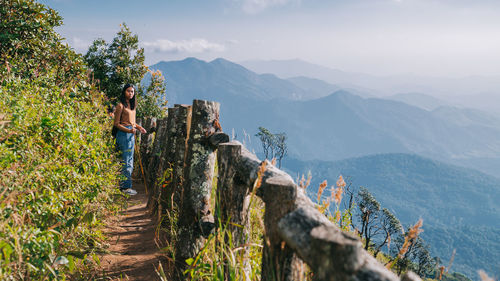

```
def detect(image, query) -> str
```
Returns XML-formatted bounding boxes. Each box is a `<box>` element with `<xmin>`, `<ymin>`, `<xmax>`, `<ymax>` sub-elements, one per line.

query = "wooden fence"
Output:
<box><xmin>136</xmin><ymin>99</ymin><xmax>421</xmax><ymax>281</ymax></box>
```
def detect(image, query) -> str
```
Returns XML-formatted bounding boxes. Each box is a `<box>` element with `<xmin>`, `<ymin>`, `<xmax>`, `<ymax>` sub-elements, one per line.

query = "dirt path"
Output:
<box><xmin>100</xmin><ymin>179</ymin><xmax>163</xmax><ymax>280</ymax></box>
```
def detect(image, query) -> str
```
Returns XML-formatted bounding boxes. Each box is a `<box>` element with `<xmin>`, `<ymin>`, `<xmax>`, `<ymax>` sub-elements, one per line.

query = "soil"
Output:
<box><xmin>100</xmin><ymin>179</ymin><xmax>164</xmax><ymax>281</ymax></box>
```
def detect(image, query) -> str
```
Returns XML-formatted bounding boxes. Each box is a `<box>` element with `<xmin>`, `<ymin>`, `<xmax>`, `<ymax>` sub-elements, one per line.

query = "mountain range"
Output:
<box><xmin>240</xmin><ymin>59</ymin><xmax>500</xmax><ymax>113</ymax></box>
<box><xmin>148</xmin><ymin>57</ymin><xmax>500</xmax><ymax>178</ymax></box>
<box><xmin>146</xmin><ymin>57</ymin><xmax>500</xmax><ymax>278</ymax></box>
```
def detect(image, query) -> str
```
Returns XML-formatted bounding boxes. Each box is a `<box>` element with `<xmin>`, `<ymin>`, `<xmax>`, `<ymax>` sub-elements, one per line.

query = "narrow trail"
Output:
<box><xmin>100</xmin><ymin>179</ymin><xmax>163</xmax><ymax>280</ymax></box>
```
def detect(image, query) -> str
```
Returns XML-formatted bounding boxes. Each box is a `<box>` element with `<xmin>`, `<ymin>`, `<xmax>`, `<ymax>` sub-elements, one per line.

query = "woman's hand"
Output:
<box><xmin>129</xmin><ymin>128</ymin><xmax>137</xmax><ymax>134</ymax></box>
<box><xmin>139</xmin><ymin>127</ymin><xmax>147</xmax><ymax>134</ymax></box>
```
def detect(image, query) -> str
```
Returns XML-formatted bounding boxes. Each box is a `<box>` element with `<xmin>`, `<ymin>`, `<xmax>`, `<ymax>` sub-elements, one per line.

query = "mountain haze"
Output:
<box><xmin>240</xmin><ymin>59</ymin><xmax>500</xmax><ymax>107</ymax></box>
<box><xmin>148</xmin><ymin>57</ymin><xmax>500</xmax><ymax>178</ymax></box>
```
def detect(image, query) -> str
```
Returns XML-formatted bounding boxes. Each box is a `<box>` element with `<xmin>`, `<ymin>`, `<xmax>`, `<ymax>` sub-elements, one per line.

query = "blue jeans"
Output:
<box><xmin>116</xmin><ymin>126</ymin><xmax>134</xmax><ymax>190</ymax></box>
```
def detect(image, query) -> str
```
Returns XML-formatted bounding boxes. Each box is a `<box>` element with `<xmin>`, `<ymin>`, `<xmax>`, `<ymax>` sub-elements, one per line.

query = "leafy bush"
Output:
<box><xmin>0</xmin><ymin>0</ymin><xmax>121</xmax><ymax>279</ymax></box>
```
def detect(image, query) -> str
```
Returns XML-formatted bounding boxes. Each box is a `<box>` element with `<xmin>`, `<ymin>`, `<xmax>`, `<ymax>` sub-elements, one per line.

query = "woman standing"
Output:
<box><xmin>114</xmin><ymin>84</ymin><xmax>146</xmax><ymax>195</ymax></box>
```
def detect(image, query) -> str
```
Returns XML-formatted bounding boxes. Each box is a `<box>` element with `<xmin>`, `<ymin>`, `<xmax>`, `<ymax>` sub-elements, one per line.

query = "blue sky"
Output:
<box><xmin>40</xmin><ymin>0</ymin><xmax>500</xmax><ymax>77</ymax></box>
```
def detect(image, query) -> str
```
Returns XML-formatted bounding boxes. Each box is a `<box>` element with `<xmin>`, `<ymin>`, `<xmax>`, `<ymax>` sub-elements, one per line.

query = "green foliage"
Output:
<box><xmin>137</xmin><ymin>70</ymin><xmax>168</xmax><ymax>119</ymax></box>
<box><xmin>0</xmin><ymin>0</ymin><xmax>87</xmax><ymax>84</ymax></box>
<box><xmin>84</xmin><ymin>23</ymin><xmax>147</xmax><ymax>101</ymax></box>
<box><xmin>255</xmin><ymin>127</ymin><xmax>288</xmax><ymax>167</ymax></box>
<box><xmin>0</xmin><ymin>0</ymin><xmax>121</xmax><ymax>279</ymax></box>
<box><xmin>84</xmin><ymin>24</ymin><xmax>167</xmax><ymax>118</ymax></box>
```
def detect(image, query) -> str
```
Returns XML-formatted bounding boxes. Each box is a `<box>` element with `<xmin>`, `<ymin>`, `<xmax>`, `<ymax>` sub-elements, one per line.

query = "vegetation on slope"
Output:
<box><xmin>284</xmin><ymin>153</ymin><xmax>500</xmax><ymax>279</ymax></box>
<box><xmin>0</xmin><ymin>0</ymin><xmax>121</xmax><ymax>279</ymax></box>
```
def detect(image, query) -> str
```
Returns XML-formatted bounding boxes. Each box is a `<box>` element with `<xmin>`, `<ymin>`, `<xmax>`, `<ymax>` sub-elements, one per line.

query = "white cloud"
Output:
<box><xmin>143</xmin><ymin>38</ymin><xmax>225</xmax><ymax>54</ymax></box>
<box><xmin>237</xmin><ymin>0</ymin><xmax>300</xmax><ymax>14</ymax></box>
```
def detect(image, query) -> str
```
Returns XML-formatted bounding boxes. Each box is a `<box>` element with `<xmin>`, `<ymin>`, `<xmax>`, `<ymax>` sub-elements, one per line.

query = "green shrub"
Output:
<box><xmin>0</xmin><ymin>0</ymin><xmax>122</xmax><ymax>279</ymax></box>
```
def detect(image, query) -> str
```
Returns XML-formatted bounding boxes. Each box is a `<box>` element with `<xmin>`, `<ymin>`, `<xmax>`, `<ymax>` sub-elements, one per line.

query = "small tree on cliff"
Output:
<box><xmin>274</xmin><ymin>132</ymin><xmax>288</xmax><ymax>168</ymax></box>
<box><xmin>357</xmin><ymin>187</ymin><xmax>382</xmax><ymax>250</ymax></box>
<box><xmin>372</xmin><ymin>208</ymin><xmax>402</xmax><ymax>257</ymax></box>
<box><xmin>256</xmin><ymin>127</ymin><xmax>274</xmax><ymax>159</ymax></box>
<box><xmin>255</xmin><ymin>127</ymin><xmax>288</xmax><ymax>167</ymax></box>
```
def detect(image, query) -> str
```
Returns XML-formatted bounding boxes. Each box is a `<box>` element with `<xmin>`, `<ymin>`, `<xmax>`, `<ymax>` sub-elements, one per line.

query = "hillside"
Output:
<box><xmin>148</xmin><ymin>58</ymin><xmax>316</xmax><ymax>103</ymax></box>
<box><xmin>240</xmin><ymin>59</ymin><xmax>500</xmax><ymax>101</ymax></box>
<box><xmin>283</xmin><ymin>153</ymin><xmax>500</xmax><ymax>278</ymax></box>
<box><xmin>386</xmin><ymin>93</ymin><xmax>449</xmax><ymax>111</ymax></box>
<box><xmin>147</xmin><ymin>58</ymin><xmax>500</xmax><ymax>178</ymax></box>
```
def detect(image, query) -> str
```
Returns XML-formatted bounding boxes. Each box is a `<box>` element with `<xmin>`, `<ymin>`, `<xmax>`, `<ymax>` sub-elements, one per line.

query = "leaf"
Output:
<box><xmin>185</xmin><ymin>257</ymin><xmax>194</xmax><ymax>266</ymax></box>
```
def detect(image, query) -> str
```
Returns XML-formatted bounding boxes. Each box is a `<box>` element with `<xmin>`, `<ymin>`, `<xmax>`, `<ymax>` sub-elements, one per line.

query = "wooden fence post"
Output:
<box><xmin>147</xmin><ymin>118</ymin><xmax>168</xmax><ymax>189</ymax></box>
<box><xmin>169</xmin><ymin>104</ymin><xmax>192</xmax><ymax>212</ymax></box>
<box><xmin>216</xmin><ymin>141</ymin><xmax>251</xmax><ymax>279</ymax></box>
<box><xmin>259</xmin><ymin>165</ymin><xmax>305</xmax><ymax>281</ymax></box>
<box><xmin>149</xmin><ymin>107</ymin><xmax>178</xmax><ymax>216</ymax></box>
<box><xmin>140</xmin><ymin>117</ymin><xmax>156</xmax><ymax>171</ymax></box>
<box><xmin>175</xmin><ymin>99</ymin><xmax>226</xmax><ymax>278</ymax></box>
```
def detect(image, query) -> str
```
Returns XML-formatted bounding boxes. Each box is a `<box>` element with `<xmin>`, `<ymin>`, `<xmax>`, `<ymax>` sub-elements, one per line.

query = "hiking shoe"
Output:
<box><xmin>121</xmin><ymin>188</ymin><xmax>137</xmax><ymax>195</ymax></box>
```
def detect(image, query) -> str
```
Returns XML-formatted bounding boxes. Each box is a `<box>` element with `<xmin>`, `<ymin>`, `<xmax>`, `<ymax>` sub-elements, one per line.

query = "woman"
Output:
<box><xmin>114</xmin><ymin>84</ymin><xmax>146</xmax><ymax>195</ymax></box>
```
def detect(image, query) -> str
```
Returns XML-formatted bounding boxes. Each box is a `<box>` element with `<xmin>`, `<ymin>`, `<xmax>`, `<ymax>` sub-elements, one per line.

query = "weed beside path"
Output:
<box><xmin>99</xmin><ymin>179</ymin><xmax>162</xmax><ymax>280</ymax></box>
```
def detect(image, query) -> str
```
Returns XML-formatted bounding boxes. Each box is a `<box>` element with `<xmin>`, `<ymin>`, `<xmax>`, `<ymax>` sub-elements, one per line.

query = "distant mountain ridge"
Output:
<box><xmin>149</xmin><ymin>57</ymin><xmax>322</xmax><ymax>103</ymax></box>
<box><xmin>240</xmin><ymin>59</ymin><xmax>500</xmax><ymax>111</ymax></box>
<box><xmin>385</xmin><ymin>93</ymin><xmax>449</xmax><ymax>111</ymax></box>
<box><xmin>283</xmin><ymin>153</ymin><xmax>500</xmax><ymax>279</ymax></box>
<box><xmin>148</xmin><ymin>57</ymin><xmax>500</xmax><ymax>178</ymax></box>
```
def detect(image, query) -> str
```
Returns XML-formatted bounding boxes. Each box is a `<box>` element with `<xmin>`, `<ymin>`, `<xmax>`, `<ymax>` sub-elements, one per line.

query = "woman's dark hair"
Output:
<box><xmin>120</xmin><ymin>84</ymin><xmax>136</xmax><ymax>110</ymax></box>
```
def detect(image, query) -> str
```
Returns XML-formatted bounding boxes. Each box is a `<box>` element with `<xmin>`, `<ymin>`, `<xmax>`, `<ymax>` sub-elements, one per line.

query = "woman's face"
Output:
<box><xmin>125</xmin><ymin>87</ymin><xmax>135</xmax><ymax>100</ymax></box>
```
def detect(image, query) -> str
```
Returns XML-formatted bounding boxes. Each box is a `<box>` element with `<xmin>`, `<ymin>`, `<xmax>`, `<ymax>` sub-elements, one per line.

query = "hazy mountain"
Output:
<box><xmin>283</xmin><ymin>153</ymin><xmax>500</xmax><ymax>279</ymax></box>
<box><xmin>386</xmin><ymin>93</ymin><xmax>449</xmax><ymax>111</ymax></box>
<box><xmin>149</xmin><ymin>57</ymin><xmax>317</xmax><ymax>103</ymax></box>
<box><xmin>221</xmin><ymin>91</ymin><xmax>500</xmax><ymax>173</ymax></box>
<box><xmin>148</xmin><ymin>57</ymin><xmax>500</xmax><ymax>178</ymax></box>
<box><xmin>240</xmin><ymin>59</ymin><xmax>500</xmax><ymax>106</ymax></box>
<box><xmin>240</xmin><ymin>59</ymin><xmax>384</xmax><ymax>95</ymax></box>
<box><xmin>287</xmin><ymin>76</ymin><xmax>374</xmax><ymax>99</ymax></box>
<box><xmin>286</xmin><ymin>76</ymin><xmax>341</xmax><ymax>99</ymax></box>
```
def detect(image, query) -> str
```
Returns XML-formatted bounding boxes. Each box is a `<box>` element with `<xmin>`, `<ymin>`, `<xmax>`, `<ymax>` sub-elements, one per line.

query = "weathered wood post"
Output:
<box><xmin>149</xmin><ymin>107</ymin><xmax>178</xmax><ymax>216</ymax></box>
<box><xmin>140</xmin><ymin>117</ymin><xmax>156</xmax><ymax>172</ymax></box>
<box><xmin>216</xmin><ymin>141</ymin><xmax>251</xmax><ymax>279</ymax></box>
<box><xmin>143</xmin><ymin>117</ymin><xmax>167</xmax><ymax>211</ymax></box>
<box><xmin>147</xmin><ymin>117</ymin><xmax>168</xmax><ymax>190</ymax></box>
<box><xmin>175</xmin><ymin>99</ymin><xmax>227</xmax><ymax>278</ymax></box>
<box><xmin>158</xmin><ymin>105</ymin><xmax>185</xmax><ymax>215</ymax></box>
<box><xmin>169</xmin><ymin>104</ymin><xmax>192</xmax><ymax>211</ymax></box>
<box><xmin>259</xmin><ymin>163</ymin><xmax>305</xmax><ymax>281</ymax></box>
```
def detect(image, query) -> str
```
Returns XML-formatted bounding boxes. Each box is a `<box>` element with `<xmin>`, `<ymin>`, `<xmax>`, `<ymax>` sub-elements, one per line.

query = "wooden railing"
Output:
<box><xmin>136</xmin><ymin>99</ymin><xmax>421</xmax><ymax>281</ymax></box>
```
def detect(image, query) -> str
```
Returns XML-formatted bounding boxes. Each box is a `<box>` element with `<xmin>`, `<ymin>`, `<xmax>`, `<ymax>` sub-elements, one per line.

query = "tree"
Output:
<box><xmin>84</xmin><ymin>23</ymin><xmax>148</xmax><ymax>101</ymax></box>
<box><xmin>275</xmin><ymin>132</ymin><xmax>288</xmax><ymax>168</ymax></box>
<box><xmin>137</xmin><ymin>69</ymin><xmax>168</xmax><ymax>118</ymax></box>
<box><xmin>372</xmin><ymin>208</ymin><xmax>403</xmax><ymax>258</ymax></box>
<box><xmin>390</xmin><ymin>230</ymin><xmax>436</xmax><ymax>277</ymax></box>
<box><xmin>255</xmin><ymin>127</ymin><xmax>273</xmax><ymax>159</ymax></box>
<box><xmin>255</xmin><ymin>127</ymin><xmax>288</xmax><ymax>167</ymax></box>
<box><xmin>0</xmin><ymin>0</ymin><xmax>86</xmax><ymax>84</ymax></box>
<box><xmin>357</xmin><ymin>187</ymin><xmax>382</xmax><ymax>250</ymax></box>
<box><xmin>84</xmin><ymin>23</ymin><xmax>166</xmax><ymax>117</ymax></box>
